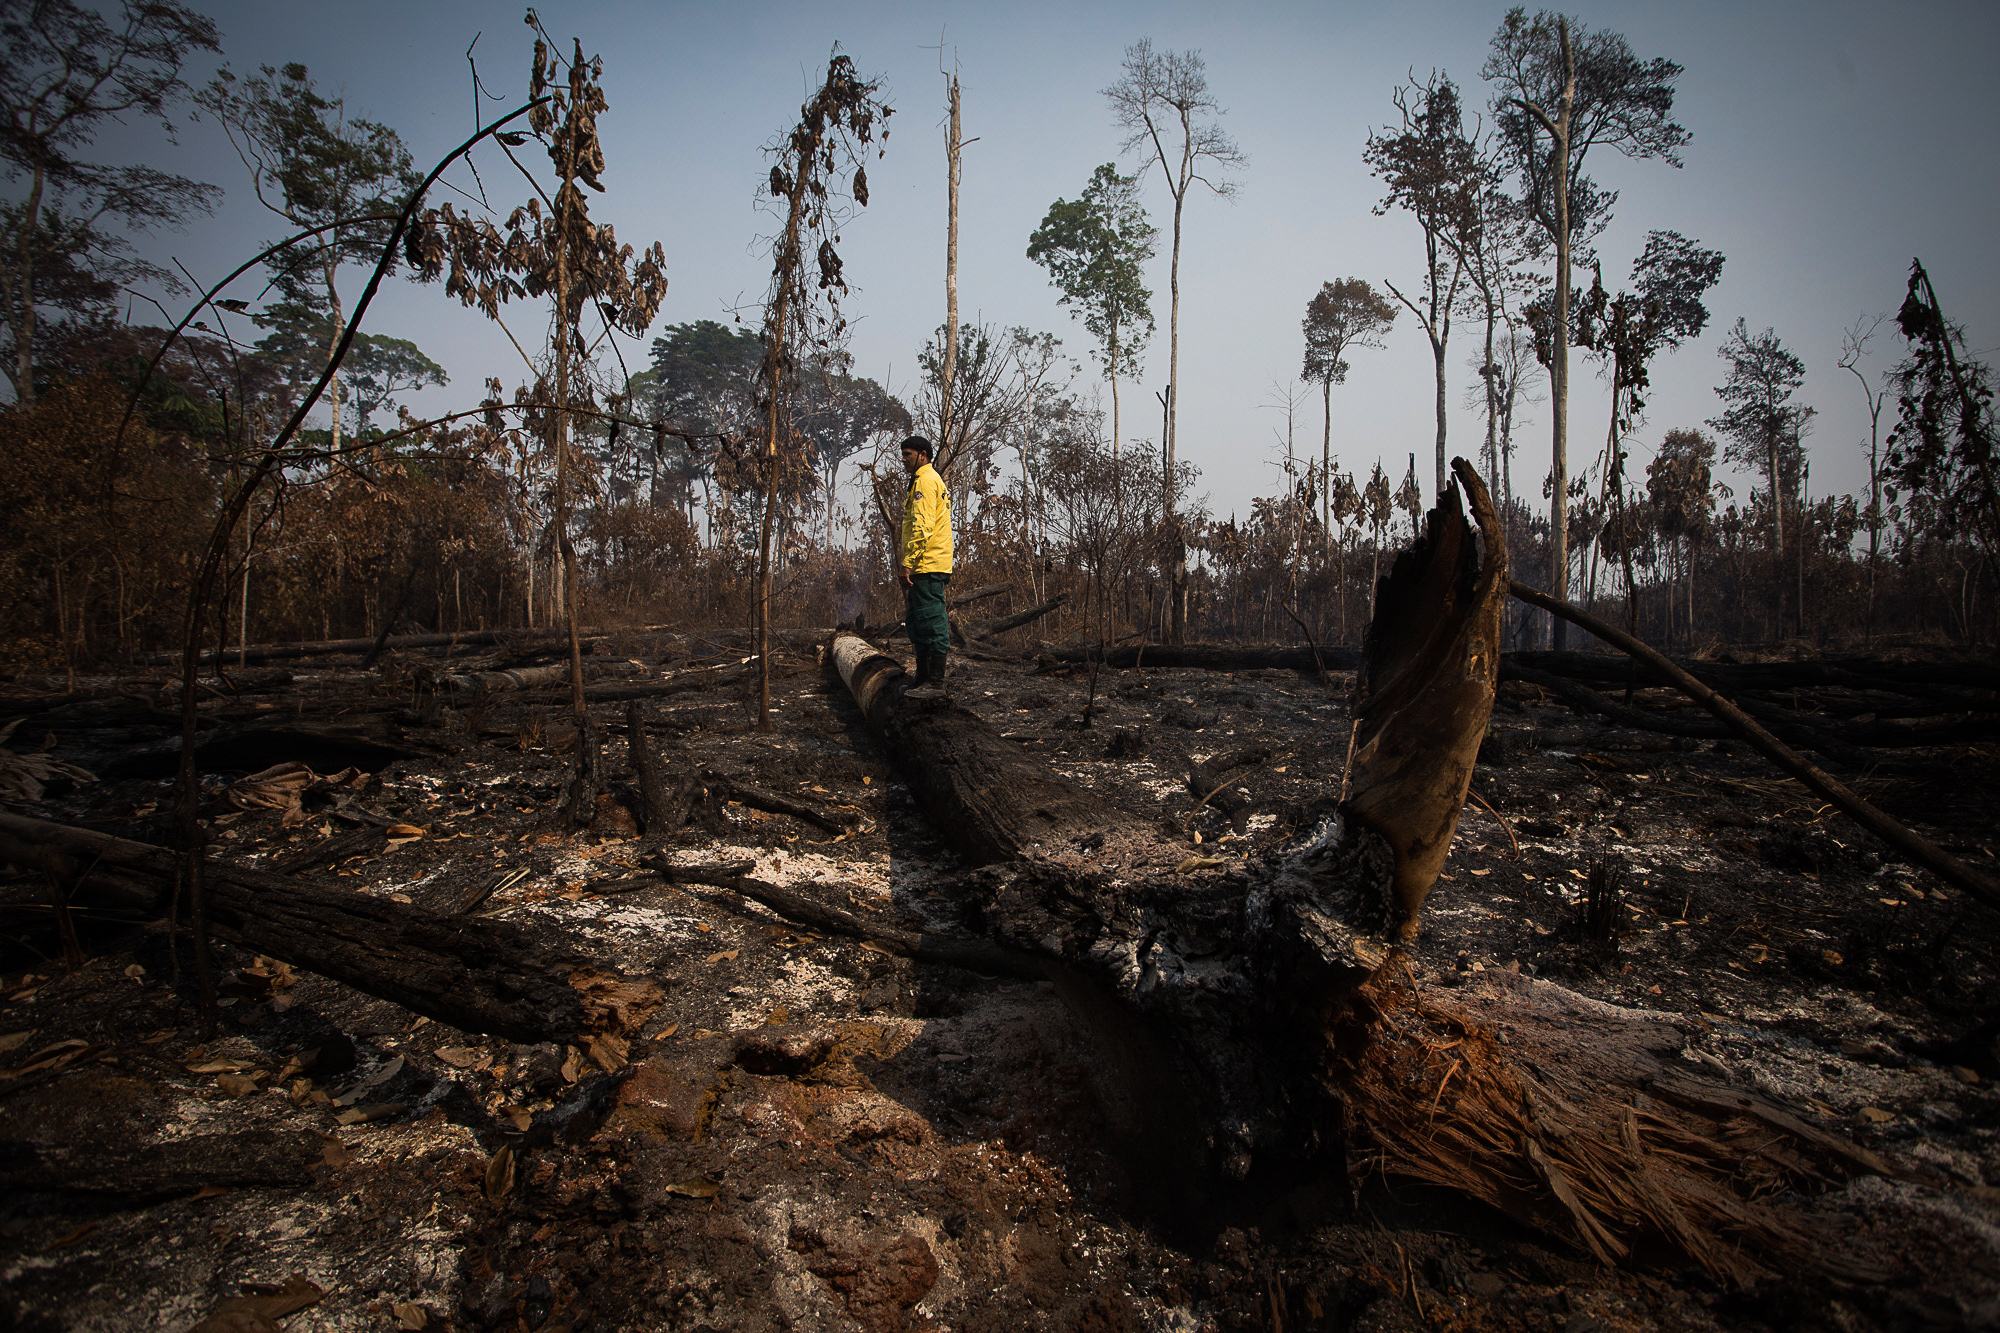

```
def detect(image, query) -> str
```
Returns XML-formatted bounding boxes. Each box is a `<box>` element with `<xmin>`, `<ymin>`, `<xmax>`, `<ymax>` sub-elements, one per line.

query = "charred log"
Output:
<box><xmin>0</xmin><ymin>811</ymin><xmax>661</xmax><ymax>1047</ymax></box>
<box><xmin>136</xmin><ymin>627</ymin><xmax>635</xmax><ymax>667</ymax></box>
<box><xmin>1037</xmin><ymin>642</ymin><xmax>1362</xmax><ymax>673</ymax></box>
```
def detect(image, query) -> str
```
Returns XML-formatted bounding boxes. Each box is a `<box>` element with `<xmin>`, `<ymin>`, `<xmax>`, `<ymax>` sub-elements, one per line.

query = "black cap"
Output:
<box><xmin>901</xmin><ymin>435</ymin><xmax>934</xmax><ymax>458</ymax></box>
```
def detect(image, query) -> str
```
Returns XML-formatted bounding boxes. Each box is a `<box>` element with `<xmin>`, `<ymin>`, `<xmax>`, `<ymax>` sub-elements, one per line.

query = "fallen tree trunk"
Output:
<box><xmin>0</xmin><ymin>811</ymin><xmax>662</xmax><ymax>1047</ymax></box>
<box><xmin>136</xmin><ymin>626</ymin><xmax>646</xmax><ymax>667</ymax></box>
<box><xmin>1510</xmin><ymin>580</ymin><xmax>2000</xmax><ymax>911</ymax></box>
<box><xmin>808</xmin><ymin>461</ymin><xmax>1893</xmax><ymax>1284</ymax></box>
<box><xmin>1037</xmin><ymin>641</ymin><xmax>1362</xmax><ymax>673</ymax></box>
<box><xmin>1509</xmin><ymin>648</ymin><xmax>2000</xmax><ymax>699</ymax></box>
<box><xmin>1503</xmin><ymin>654</ymin><xmax>2000</xmax><ymax>752</ymax></box>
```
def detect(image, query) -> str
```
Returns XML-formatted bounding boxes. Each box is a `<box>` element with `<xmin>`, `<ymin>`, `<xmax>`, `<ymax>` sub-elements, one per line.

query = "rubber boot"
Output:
<box><xmin>905</xmin><ymin>651</ymin><xmax>947</xmax><ymax>698</ymax></box>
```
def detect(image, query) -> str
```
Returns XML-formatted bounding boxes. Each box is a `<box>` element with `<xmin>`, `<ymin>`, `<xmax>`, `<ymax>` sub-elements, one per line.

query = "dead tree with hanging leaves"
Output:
<box><xmin>750</xmin><ymin>53</ymin><xmax>891</xmax><ymax>731</ymax></box>
<box><xmin>405</xmin><ymin>17</ymin><xmax>666</xmax><ymax>818</ymax></box>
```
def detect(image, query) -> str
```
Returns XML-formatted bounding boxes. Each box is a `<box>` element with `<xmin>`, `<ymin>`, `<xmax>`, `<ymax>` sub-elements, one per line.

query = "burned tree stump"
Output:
<box><xmin>819</xmin><ymin>460</ymin><xmax>1893</xmax><ymax>1284</ymax></box>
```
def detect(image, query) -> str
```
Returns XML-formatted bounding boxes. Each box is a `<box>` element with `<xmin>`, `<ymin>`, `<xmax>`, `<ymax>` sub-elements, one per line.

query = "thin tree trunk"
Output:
<box><xmin>325</xmin><ymin>257</ymin><xmax>345</xmax><ymax>460</ymax></box>
<box><xmin>758</xmin><ymin>134</ymin><xmax>813</xmax><ymax>732</ymax></box>
<box><xmin>1322</xmin><ymin>379</ymin><xmax>1333</xmax><ymax>546</ymax></box>
<box><xmin>12</xmin><ymin>160</ymin><xmax>45</xmax><ymax>403</ymax></box>
<box><xmin>941</xmin><ymin>75</ymin><xmax>961</xmax><ymax>450</ymax></box>
<box><xmin>1548</xmin><ymin>23</ymin><xmax>1575</xmax><ymax>649</ymax></box>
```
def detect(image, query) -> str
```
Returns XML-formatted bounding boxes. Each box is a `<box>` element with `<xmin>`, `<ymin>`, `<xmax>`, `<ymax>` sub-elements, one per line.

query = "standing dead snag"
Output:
<box><xmin>753</xmin><ymin>54</ymin><xmax>891</xmax><ymax>731</ymax></box>
<box><xmin>406</xmin><ymin>21</ymin><xmax>667</xmax><ymax>824</ymax></box>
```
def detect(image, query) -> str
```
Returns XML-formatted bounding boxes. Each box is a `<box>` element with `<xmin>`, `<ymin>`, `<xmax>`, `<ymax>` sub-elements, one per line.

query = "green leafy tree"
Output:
<box><xmin>1709</xmin><ymin>319</ymin><xmax>1813</xmax><ymax>635</ymax></box>
<box><xmin>199</xmin><ymin>61</ymin><xmax>424</xmax><ymax>456</ymax></box>
<box><xmin>344</xmin><ymin>333</ymin><xmax>447</xmax><ymax>435</ymax></box>
<box><xmin>1646</xmin><ymin>426</ymin><xmax>1717</xmax><ymax>647</ymax></box>
<box><xmin>1709</xmin><ymin>319</ymin><xmax>1813</xmax><ymax>551</ymax></box>
<box><xmin>1484</xmin><ymin>8</ymin><xmax>1689</xmax><ymax>642</ymax></box>
<box><xmin>1027</xmin><ymin>163</ymin><xmax>1155</xmax><ymax>461</ymax></box>
<box><xmin>1301</xmin><ymin>278</ymin><xmax>1395</xmax><ymax>541</ymax></box>
<box><xmin>793</xmin><ymin>354</ymin><xmax>908</xmax><ymax>550</ymax></box>
<box><xmin>0</xmin><ymin>0</ymin><xmax>220</xmax><ymax>402</ymax></box>
<box><xmin>645</xmin><ymin>319</ymin><xmax>763</xmax><ymax>541</ymax></box>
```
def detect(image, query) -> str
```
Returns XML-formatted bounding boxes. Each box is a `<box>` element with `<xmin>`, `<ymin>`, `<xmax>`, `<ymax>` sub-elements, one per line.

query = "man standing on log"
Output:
<box><xmin>899</xmin><ymin>435</ymin><xmax>954</xmax><ymax>696</ymax></box>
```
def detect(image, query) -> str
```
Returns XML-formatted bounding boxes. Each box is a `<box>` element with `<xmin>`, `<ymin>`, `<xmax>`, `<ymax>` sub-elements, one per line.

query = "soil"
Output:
<box><xmin>4</xmin><ymin>631</ymin><xmax>2000</xmax><ymax>1332</ymax></box>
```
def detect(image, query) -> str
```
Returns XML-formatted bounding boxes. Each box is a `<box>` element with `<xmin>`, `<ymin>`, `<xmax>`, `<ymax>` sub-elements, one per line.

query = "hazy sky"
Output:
<box><xmin>78</xmin><ymin>0</ymin><xmax>2000</xmax><ymax>528</ymax></box>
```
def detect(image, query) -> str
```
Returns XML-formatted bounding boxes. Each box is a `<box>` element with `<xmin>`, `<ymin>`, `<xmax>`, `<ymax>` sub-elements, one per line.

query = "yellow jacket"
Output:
<box><xmin>902</xmin><ymin>462</ymin><xmax>953</xmax><ymax>573</ymax></box>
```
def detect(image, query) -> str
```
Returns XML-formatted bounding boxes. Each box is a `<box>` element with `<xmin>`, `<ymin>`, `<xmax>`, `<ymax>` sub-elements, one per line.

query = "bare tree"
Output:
<box><xmin>1104</xmin><ymin>37</ymin><xmax>1243</xmax><ymax>641</ymax></box>
<box><xmin>940</xmin><ymin>70</ymin><xmax>962</xmax><ymax>446</ymax></box>
<box><xmin>1838</xmin><ymin>314</ymin><xmax>1890</xmax><ymax>640</ymax></box>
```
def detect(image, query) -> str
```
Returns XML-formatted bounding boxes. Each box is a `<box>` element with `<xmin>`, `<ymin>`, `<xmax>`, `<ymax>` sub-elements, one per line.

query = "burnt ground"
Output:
<box><xmin>4</xmin><ymin>632</ymin><xmax>2000</xmax><ymax>1332</ymax></box>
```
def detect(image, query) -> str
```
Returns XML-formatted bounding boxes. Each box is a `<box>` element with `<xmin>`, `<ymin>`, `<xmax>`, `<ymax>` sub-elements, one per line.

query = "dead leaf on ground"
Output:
<box><xmin>334</xmin><ymin>1102</ymin><xmax>405</xmax><ymax>1126</ymax></box>
<box><xmin>705</xmin><ymin>949</ymin><xmax>740</xmax><ymax>964</ymax></box>
<box><xmin>49</xmin><ymin>1221</ymin><xmax>96</xmax><ymax>1248</ymax></box>
<box><xmin>560</xmin><ymin>1047</ymin><xmax>583</xmax><ymax>1083</ymax></box>
<box><xmin>662</xmin><ymin>1177</ymin><xmax>720</xmax><ymax>1198</ymax></box>
<box><xmin>192</xmin><ymin>1184</ymin><xmax>228</xmax><ymax>1200</ymax></box>
<box><xmin>224</xmin><ymin>762</ymin><xmax>316</xmax><ymax>826</ymax></box>
<box><xmin>394</xmin><ymin>1302</ymin><xmax>428</xmax><ymax>1330</ymax></box>
<box><xmin>384</xmin><ymin>824</ymin><xmax>426</xmax><ymax>847</ymax></box>
<box><xmin>433</xmin><ymin>1046</ymin><xmax>486</xmax><ymax>1070</ymax></box>
<box><xmin>484</xmin><ymin>1144</ymin><xmax>515</xmax><ymax>1203</ymax></box>
<box><xmin>188</xmin><ymin>1273</ymin><xmax>325</xmax><ymax>1333</ymax></box>
<box><xmin>5</xmin><ymin>1039</ymin><xmax>90</xmax><ymax>1076</ymax></box>
<box><xmin>216</xmin><ymin>1073</ymin><xmax>260</xmax><ymax>1098</ymax></box>
<box><xmin>0</xmin><ymin>1030</ymin><xmax>34</xmax><ymax>1056</ymax></box>
<box><xmin>586</xmin><ymin>1033</ymin><xmax>629</xmax><ymax>1072</ymax></box>
<box><xmin>319</xmin><ymin>1136</ymin><xmax>351</xmax><ymax>1168</ymax></box>
<box><xmin>333</xmin><ymin>1055</ymin><xmax>404</xmax><ymax>1105</ymax></box>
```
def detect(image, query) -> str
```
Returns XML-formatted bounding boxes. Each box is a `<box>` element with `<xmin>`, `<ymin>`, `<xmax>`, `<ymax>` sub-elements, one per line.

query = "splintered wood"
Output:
<box><xmin>1336</xmin><ymin>966</ymin><xmax>1896</xmax><ymax>1286</ymax></box>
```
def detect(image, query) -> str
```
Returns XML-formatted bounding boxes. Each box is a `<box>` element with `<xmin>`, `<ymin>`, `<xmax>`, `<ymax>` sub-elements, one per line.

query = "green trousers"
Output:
<box><xmin>905</xmin><ymin>571</ymin><xmax>952</xmax><ymax>656</ymax></box>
